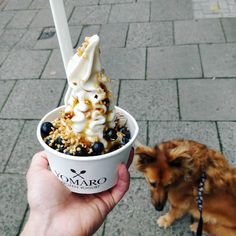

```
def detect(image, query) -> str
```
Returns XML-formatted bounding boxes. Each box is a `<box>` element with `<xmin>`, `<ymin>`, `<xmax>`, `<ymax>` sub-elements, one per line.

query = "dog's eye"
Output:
<box><xmin>149</xmin><ymin>182</ymin><xmax>156</xmax><ymax>188</ymax></box>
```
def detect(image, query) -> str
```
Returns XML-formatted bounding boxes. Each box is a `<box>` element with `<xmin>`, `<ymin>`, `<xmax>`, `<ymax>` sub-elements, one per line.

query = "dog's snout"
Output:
<box><xmin>155</xmin><ymin>202</ymin><xmax>164</xmax><ymax>211</ymax></box>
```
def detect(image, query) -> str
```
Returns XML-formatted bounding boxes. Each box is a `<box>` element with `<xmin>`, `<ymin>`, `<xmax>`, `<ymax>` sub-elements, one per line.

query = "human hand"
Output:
<box><xmin>21</xmin><ymin>149</ymin><xmax>134</xmax><ymax>236</ymax></box>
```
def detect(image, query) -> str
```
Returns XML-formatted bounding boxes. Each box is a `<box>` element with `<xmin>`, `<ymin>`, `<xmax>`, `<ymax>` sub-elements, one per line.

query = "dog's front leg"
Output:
<box><xmin>157</xmin><ymin>205</ymin><xmax>187</xmax><ymax>228</ymax></box>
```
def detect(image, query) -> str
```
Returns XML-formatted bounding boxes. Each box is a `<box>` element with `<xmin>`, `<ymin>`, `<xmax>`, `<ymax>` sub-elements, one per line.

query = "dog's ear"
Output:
<box><xmin>135</xmin><ymin>145</ymin><xmax>156</xmax><ymax>171</ymax></box>
<box><xmin>168</xmin><ymin>144</ymin><xmax>193</xmax><ymax>168</ymax></box>
<box><xmin>138</xmin><ymin>153</ymin><xmax>156</xmax><ymax>165</ymax></box>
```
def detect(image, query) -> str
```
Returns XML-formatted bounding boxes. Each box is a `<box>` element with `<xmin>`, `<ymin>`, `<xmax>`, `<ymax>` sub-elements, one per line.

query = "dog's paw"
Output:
<box><xmin>190</xmin><ymin>222</ymin><xmax>198</xmax><ymax>232</ymax></box>
<box><xmin>157</xmin><ymin>214</ymin><xmax>172</xmax><ymax>228</ymax></box>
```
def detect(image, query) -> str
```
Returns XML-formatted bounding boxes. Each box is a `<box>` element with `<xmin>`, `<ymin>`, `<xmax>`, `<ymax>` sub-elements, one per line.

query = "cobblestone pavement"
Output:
<box><xmin>0</xmin><ymin>0</ymin><xmax>236</xmax><ymax>236</ymax></box>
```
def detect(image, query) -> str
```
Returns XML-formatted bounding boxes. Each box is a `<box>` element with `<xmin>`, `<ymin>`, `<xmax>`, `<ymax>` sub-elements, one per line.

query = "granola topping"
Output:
<box><xmin>43</xmin><ymin>111</ymin><xmax>130</xmax><ymax>156</ymax></box>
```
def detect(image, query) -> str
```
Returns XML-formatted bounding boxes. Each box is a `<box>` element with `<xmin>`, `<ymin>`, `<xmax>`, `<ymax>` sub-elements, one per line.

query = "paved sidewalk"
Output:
<box><xmin>0</xmin><ymin>0</ymin><xmax>236</xmax><ymax>235</ymax></box>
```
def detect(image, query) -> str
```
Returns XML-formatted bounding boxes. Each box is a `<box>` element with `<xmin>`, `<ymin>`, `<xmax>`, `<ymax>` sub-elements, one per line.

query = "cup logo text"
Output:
<box><xmin>54</xmin><ymin>169</ymin><xmax>107</xmax><ymax>191</ymax></box>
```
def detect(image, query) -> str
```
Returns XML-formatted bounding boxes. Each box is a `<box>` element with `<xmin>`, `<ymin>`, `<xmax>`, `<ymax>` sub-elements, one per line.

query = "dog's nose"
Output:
<box><xmin>155</xmin><ymin>202</ymin><xmax>164</xmax><ymax>211</ymax></box>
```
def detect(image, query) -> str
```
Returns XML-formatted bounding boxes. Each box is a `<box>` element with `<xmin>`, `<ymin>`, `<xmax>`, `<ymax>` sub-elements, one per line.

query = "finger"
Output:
<box><xmin>28</xmin><ymin>151</ymin><xmax>49</xmax><ymax>173</ymax></box>
<box><xmin>110</xmin><ymin>163</ymin><xmax>130</xmax><ymax>204</ymax></box>
<box><xmin>126</xmin><ymin>147</ymin><xmax>134</xmax><ymax>169</ymax></box>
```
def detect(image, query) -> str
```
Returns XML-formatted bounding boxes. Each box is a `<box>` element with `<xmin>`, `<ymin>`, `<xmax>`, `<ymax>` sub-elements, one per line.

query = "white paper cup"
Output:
<box><xmin>37</xmin><ymin>105</ymin><xmax>139</xmax><ymax>194</ymax></box>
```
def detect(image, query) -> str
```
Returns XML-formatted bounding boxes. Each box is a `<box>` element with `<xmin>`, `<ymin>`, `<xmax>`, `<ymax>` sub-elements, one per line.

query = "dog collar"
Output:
<box><xmin>196</xmin><ymin>171</ymin><xmax>206</xmax><ymax>236</ymax></box>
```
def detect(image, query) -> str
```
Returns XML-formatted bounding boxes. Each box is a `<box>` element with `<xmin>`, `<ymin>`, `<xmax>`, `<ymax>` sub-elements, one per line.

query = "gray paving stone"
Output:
<box><xmin>218</xmin><ymin>122</ymin><xmax>236</xmax><ymax>167</ymax></box>
<box><xmin>99</xmin><ymin>24</ymin><xmax>128</xmax><ymax>48</ymax></box>
<box><xmin>101</xmin><ymin>48</ymin><xmax>145</xmax><ymax>79</ymax></box>
<box><xmin>68</xmin><ymin>26</ymin><xmax>85</xmax><ymax>48</ymax></box>
<box><xmin>151</xmin><ymin>0</ymin><xmax>193</xmax><ymax>21</ymax></box>
<box><xmin>175</xmin><ymin>19</ymin><xmax>225</xmax><ymax>44</ymax></box>
<box><xmin>119</xmin><ymin>80</ymin><xmax>178</xmax><ymax>120</ymax></box>
<box><xmin>192</xmin><ymin>0</ymin><xmax>236</xmax><ymax>19</ymax></box>
<box><xmin>6</xmin><ymin>120</ymin><xmax>41</xmax><ymax>174</ymax></box>
<box><xmin>110</xmin><ymin>79</ymin><xmax>119</xmax><ymax>105</ymax></box>
<box><xmin>100</xmin><ymin>0</ymin><xmax>134</xmax><ymax>3</ymax></box>
<box><xmin>0</xmin><ymin>29</ymin><xmax>26</xmax><ymax>51</ymax></box>
<box><xmin>155</xmin><ymin>217</ymin><xmax>193</xmax><ymax>236</ymax></box>
<box><xmin>135</xmin><ymin>120</ymin><xmax>148</xmax><ymax>146</ymax></box>
<box><xmin>34</xmin><ymin>26</ymin><xmax>82</xmax><ymax>49</ymax></box>
<box><xmin>0</xmin><ymin>11</ymin><xmax>14</xmax><ymax>28</ymax></box>
<box><xmin>221</xmin><ymin>18</ymin><xmax>236</xmax><ymax>42</ymax></box>
<box><xmin>0</xmin><ymin>0</ymin><xmax>8</xmax><ymax>10</ymax></box>
<box><xmin>65</xmin><ymin>0</ymin><xmax>99</xmax><ymax>5</ymax></box>
<box><xmin>65</xmin><ymin>25</ymin><xmax>84</xmax><ymax>48</ymax></box>
<box><xmin>127</xmin><ymin>22</ymin><xmax>173</xmax><ymax>48</ymax></box>
<box><xmin>29</xmin><ymin>0</ymin><xmax>50</xmax><ymax>9</ymax></box>
<box><xmin>20</xmin><ymin>208</ymin><xmax>29</xmax><ymax>234</ymax></box>
<box><xmin>35</xmin><ymin>27</ymin><xmax>59</xmax><ymax>49</ymax></box>
<box><xmin>59</xmin><ymin>84</ymin><xmax>69</xmax><ymax>106</ymax></box>
<box><xmin>34</xmin><ymin>28</ymin><xmax>60</xmax><ymax>49</ymax></box>
<box><xmin>77</xmin><ymin>25</ymin><xmax>100</xmax><ymax>47</ymax></box>
<box><xmin>0</xmin><ymin>174</ymin><xmax>27</xmax><ymax>236</ymax></box>
<box><xmin>69</xmin><ymin>5</ymin><xmax>111</xmax><ymax>25</ymax></box>
<box><xmin>41</xmin><ymin>49</ymin><xmax>66</xmax><ymax>79</ymax></box>
<box><xmin>200</xmin><ymin>43</ymin><xmax>236</xmax><ymax>77</ymax></box>
<box><xmin>15</xmin><ymin>28</ymin><xmax>41</xmax><ymax>49</ymax></box>
<box><xmin>105</xmin><ymin>178</ymin><xmax>191</xmax><ymax>236</ymax></box>
<box><xmin>0</xmin><ymin>120</ymin><xmax>24</xmax><ymax>172</ymax></box>
<box><xmin>6</xmin><ymin>10</ymin><xmax>37</xmax><ymax>29</ymax></box>
<box><xmin>105</xmin><ymin>179</ymin><xmax>157</xmax><ymax>235</ymax></box>
<box><xmin>0</xmin><ymin>49</ymin><xmax>50</xmax><ymax>79</ymax></box>
<box><xmin>0</xmin><ymin>80</ymin><xmax>65</xmax><ymax>119</ymax></box>
<box><xmin>4</xmin><ymin>0</ymin><xmax>32</xmax><ymax>10</ymax></box>
<box><xmin>30</xmin><ymin>6</ymin><xmax>73</xmax><ymax>28</ymax></box>
<box><xmin>129</xmin><ymin>121</ymin><xmax>148</xmax><ymax>178</ymax></box>
<box><xmin>147</xmin><ymin>45</ymin><xmax>202</xmax><ymax>79</ymax></box>
<box><xmin>109</xmin><ymin>3</ymin><xmax>150</xmax><ymax>23</ymax></box>
<box><xmin>94</xmin><ymin>224</ymin><xmax>104</xmax><ymax>236</ymax></box>
<box><xmin>179</xmin><ymin>79</ymin><xmax>236</xmax><ymax>120</ymax></box>
<box><xmin>0</xmin><ymin>81</ymin><xmax>14</xmax><ymax>110</ymax></box>
<box><xmin>148</xmin><ymin>121</ymin><xmax>220</xmax><ymax>149</ymax></box>
<box><xmin>0</xmin><ymin>51</ymin><xmax>9</xmax><ymax>66</ymax></box>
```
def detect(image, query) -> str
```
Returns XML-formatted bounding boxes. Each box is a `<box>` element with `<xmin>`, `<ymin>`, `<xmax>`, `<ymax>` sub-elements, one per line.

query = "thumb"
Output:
<box><xmin>27</xmin><ymin>151</ymin><xmax>49</xmax><ymax>178</ymax></box>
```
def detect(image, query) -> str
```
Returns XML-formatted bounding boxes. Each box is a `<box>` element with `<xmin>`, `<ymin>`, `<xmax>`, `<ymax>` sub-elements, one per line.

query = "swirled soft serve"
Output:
<box><xmin>65</xmin><ymin>35</ymin><xmax>115</xmax><ymax>145</ymax></box>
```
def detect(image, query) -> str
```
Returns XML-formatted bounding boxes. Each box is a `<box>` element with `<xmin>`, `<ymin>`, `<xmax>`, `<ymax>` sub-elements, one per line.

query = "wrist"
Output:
<box><xmin>21</xmin><ymin>211</ymin><xmax>54</xmax><ymax>236</ymax></box>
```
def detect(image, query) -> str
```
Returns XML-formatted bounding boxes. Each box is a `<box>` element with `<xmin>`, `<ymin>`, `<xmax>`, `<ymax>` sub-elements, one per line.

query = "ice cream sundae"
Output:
<box><xmin>40</xmin><ymin>35</ymin><xmax>131</xmax><ymax>156</ymax></box>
